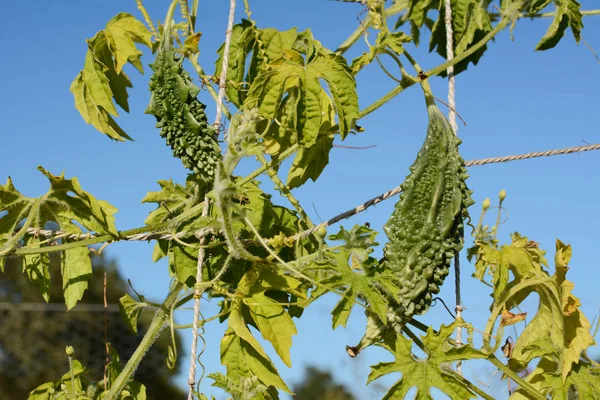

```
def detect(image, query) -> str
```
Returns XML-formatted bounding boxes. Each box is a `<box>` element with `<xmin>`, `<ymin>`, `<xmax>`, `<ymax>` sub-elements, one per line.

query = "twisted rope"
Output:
<box><xmin>189</xmin><ymin>0</ymin><xmax>236</xmax><ymax>398</ymax></box>
<box><xmin>21</xmin><ymin>143</ymin><xmax>600</xmax><ymax>246</ymax></box>
<box><xmin>443</xmin><ymin>0</ymin><xmax>463</xmax><ymax>375</ymax></box>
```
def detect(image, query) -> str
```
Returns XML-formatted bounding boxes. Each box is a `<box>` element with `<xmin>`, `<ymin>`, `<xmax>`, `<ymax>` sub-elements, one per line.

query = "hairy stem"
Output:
<box><xmin>135</xmin><ymin>0</ymin><xmax>158</xmax><ymax>37</ymax></box>
<box><xmin>257</xmin><ymin>154</ymin><xmax>313</xmax><ymax>228</ymax></box>
<box><xmin>104</xmin><ymin>282</ymin><xmax>184</xmax><ymax>400</ymax></box>
<box><xmin>238</xmin><ymin>143</ymin><xmax>300</xmax><ymax>186</ymax></box>
<box><xmin>358</xmin><ymin>16</ymin><xmax>510</xmax><ymax>119</ymax></box>
<box><xmin>336</xmin><ymin>2</ymin><xmax>406</xmax><ymax>54</ymax></box>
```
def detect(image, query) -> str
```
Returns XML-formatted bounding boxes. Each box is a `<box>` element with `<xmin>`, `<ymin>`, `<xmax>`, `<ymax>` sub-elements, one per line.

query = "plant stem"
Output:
<box><xmin>104</xmin><ymin>282</ymin><xmax>184</xmax><ymax>400</ymax></box>
<box><xmin>188</xmin><ymin>57</ymin><xmax>232</xmax><ymax>120</ymax></box>
<box><xmin>358</xmin><ymin>16</ymin><xmax>510</xmax><ymax>119</ymax></box>
<box><xmin>336</xmin><ymin>2</ymin><xmax>406</xmax><ymax>54</ymax></box>
<box><xmin>488</xmin><ymin>355</ymin><xmax>546</xmax><ymax>400</ymax></box>
<box><xmin>447</xmin><ymin>369</ymin><xmax>495</xmax><ymax>400</ymax></box>
<box><xmin>257</xmin><ymin>154</ymin><xmax>313</xmax><ymax>228</ymax></box>
<box><xmin>135</xmin><ymin>0</ymin><xmax>158</xmax><ymax>37</ymax></box>
<box><xmin>238</xmin><ymin>143</ymin><xmax>299</xmax><ymax>186</ymax></box>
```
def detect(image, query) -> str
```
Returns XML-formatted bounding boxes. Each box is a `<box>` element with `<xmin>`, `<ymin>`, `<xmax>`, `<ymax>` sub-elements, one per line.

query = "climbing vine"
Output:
<box><xmin>2</xmin><ymin>1</ymin><xmax>600</xmax><ymax>399</ymax></box>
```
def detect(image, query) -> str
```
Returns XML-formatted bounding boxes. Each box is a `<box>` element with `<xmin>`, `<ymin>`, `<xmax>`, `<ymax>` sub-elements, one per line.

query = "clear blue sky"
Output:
<box><xmin>1</xmin><ymin>1</ymin><xmax>599</xmax><ymax>399</ymax></box>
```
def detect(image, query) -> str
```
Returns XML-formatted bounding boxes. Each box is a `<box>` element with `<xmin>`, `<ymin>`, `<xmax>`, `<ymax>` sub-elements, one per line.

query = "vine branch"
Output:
<box><xmin>10</xmin><ymin>142</ymin><xmax>600</xmax><ymax>257</ymax></box>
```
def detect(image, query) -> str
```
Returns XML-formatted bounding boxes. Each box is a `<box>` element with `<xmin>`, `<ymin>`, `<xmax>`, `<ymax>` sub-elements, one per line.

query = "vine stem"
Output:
<box><xmin>135</xmin><ymin>0</ymin><xmax>158</xmax><ymax>37</ymax></box>
<box><xmin>358</xmin><ymin>16</ymin><xmax>511</xmax><ymax>119</ymax></box>
<box><xmin>488</xmin><ymin>355</ymin><xmax>546</xmax><ymax>400</ymax></box>
<box><xmin>187</xmin><ymin>197</ymin><xmax>210</xmax><ymax>400</ymax></box>
<box><xmin>104</xmin><ymin>282</ymin><xmax>184</xmax><ymax>400</ymax></box>
<box><xmin>257</xmin><ymin>153</ymin><xmax>314</xmax><ymax>229</ymax></box>
<box><xmin>9</xmin><ymin>142</ymin><xmax>600</xmax><ymax>258</ymax></box>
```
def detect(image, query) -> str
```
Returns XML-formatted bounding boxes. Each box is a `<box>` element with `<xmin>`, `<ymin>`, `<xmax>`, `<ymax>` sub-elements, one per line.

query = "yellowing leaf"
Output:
<box><xmin>104</xmin><ymin>13</ymin><xmax>153</xmax><ymax>74</ymax></box>
<box><xmin>220</xmin><ymin>328</ymin><xmax>292</xmax><ymax>396</ymax></box>
<box><xmin>246</xmin><ymin>292</ymin><xmax>297</xmax><ymax>367</ymax></box>
<box><xmin>228</xmin><ymin>306</ymin><xmax>269</xmax><ymax>360</ymax></box>
<box><xmin>501</xmin><ymin>309</ymin><xmax>527</xmax><ymax>327</ymax></box>
<box><xmin>71</xmin><ymin>13</ymin><xmax>152</xmax><ymax>141</ymax></box>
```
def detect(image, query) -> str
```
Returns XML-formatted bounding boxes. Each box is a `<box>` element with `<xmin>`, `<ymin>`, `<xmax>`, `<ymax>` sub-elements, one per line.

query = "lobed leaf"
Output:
<box><xmin>368</xmin><ymin>319</ymin><xmax>488</xmax><ymax>399</ymax></box>
<box><xmin>71</xmin><ymin>13</ymin><xmax>153</xmax><ymax>141</ymax></box>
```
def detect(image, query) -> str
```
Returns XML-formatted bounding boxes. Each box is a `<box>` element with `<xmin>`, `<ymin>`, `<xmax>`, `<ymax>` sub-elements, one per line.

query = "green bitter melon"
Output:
<box><xmin>145</xmin><ymin>47</ymin><xmax>221</xmax><ymax>181</ymax></box>
<box><xmin>382</xmin><ymin>93</ymin><xmax>474</xmax><ymax>327</ymax></box>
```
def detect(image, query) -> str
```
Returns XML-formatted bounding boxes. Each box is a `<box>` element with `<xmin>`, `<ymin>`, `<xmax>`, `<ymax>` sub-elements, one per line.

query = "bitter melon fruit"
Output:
<box><xmin>382</xmin><ymin>93</ymin><xmax>473</xmax><ymax>325</ymax></box>
<box><xmin>145</xmin><ymin>47</ymin><xmax>221</xmax><ymax>181</ymax></box>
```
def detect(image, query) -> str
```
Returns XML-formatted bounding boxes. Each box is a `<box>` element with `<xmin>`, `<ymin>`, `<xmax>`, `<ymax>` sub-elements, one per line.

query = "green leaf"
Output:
<box><xmin>368</xmin><ymin>319</ymin><xmax>487</xmax><ymax>399</ymax></box>
<box><xmin>328</xmin><ymin>224</ymin><xmax>379</xmax><ymax>269</ymax></box>
<box><xmin>104</xmin><ymin>13</ymin><xmax>153</xmax><ymax>74</ymax></box>
<box><xmin>215</xmin><ymin>20</ymin><xmax>259</xmax><ymax>108</ymax></box>
<box><xmin>245</xmin><ymin>292</ymin><xmax>298</xmax><ymax>367</ymax></box>
<box><xmin>286</xmin><ymin>135</ymin><xmax>334</xmax><ymax>189</ymax></box>
<box><xmin>119</xmin><ymin>293</ymin><xmax>144</xmax><ymax>334</ymax></box>
<box><xmin>220</xmin><ymin>328</ymin><xmax>290</xmax><ymax>398</ymax></box>
<box><xmin>429</xmin><ymin>0</ymin><xmax>493</xmax><ymax>75</ymax></box>
<box><xmin>62</xmin><ymin>246</ymin><xmax>93</xmax><ymax>310</ymax></box>
<box><xmin>228</xmin><ymin>305</ymin><xmax>270</xmax><ymax>360</ymax></box>
<box><xmin>168</xmin><ymin>243</ymin><xmax>198</xmax><ymax>287</ymax></box>
<box><xmin>306</xmin><ymin>246</ymin><xmax>388</xmax><ymax>329</ymax></box>
<box><xmin>0</xmin><ymin>168</ymin><xmax>118</xmax><ymax>254</ymax></box>
<box><xmin>535</xmin><ymin>0</ymin><xmax>582</xmax><ymax>51</ymax></box>
<box><xmin>245</xmin><ymin>31</ymin><xmax>358</xmax><ymax>145</ymax></box>
<box><xmin>23</xmin><ymin>236</ymin><xmax>51</xmax><ymax>302</ymax></box>
<box><xmin>0</xmin><ymin>168</ymin><xmax>117</xmax><ymax>309</ymax></box>
<box><xmin>71</xmin><ymin>13</ymin><xmax>152</xmax><ymax>141</ymax></box>
<box><xmin>510</xmin><ymin>358</ymin><xmax>600</xmax><ymax>400</ymax></box>
<box><xmin>27</xmin><ymin>382</ymin><xmax>55</xmax><ymax>400</ymax></box>
<box><xmin>243</xmin><ymin>339</ymin><xmax>292</xmax><ymax>394</ymax></box>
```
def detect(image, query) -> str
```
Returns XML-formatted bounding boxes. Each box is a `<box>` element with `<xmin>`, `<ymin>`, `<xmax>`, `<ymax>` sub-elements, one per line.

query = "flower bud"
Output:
<box><xmin>65</xmin><ymin>346</ymin><xmax>74</xmax><ymax>357</ymax></box>
<box><xmin>499</xmin><ymin>189</ymin><xmax>507</xmax><ymax>201</ymax></box>
<box><xmin>482</xmin><ymin>198</ymin><xmax>491</xmax><ymax>210</ymax></box>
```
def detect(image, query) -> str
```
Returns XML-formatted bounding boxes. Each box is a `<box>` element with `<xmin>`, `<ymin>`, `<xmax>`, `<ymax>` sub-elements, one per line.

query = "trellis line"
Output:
<box><xmin>18</xmin><ymin>142</ymin><xmax>600</xmax><ymax>245</ymax></box>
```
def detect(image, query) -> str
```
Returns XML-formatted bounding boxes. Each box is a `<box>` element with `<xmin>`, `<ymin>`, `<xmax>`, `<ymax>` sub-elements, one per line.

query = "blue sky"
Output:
<box><xmin>1</xmin><ymin>1</ymin><xmax>599</xmax><ymax>399</ymax></box>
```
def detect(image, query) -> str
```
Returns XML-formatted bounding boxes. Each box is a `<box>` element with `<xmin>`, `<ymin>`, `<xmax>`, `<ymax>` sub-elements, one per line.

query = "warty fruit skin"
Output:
<box><xmin>381</xmin><ymin>101</ymin><xmax>474</xmax><ymax>327</ymax></box>
<box><xmin>146</xmin><ymin>48</ymin><xmax>221</xmax><ymax>182</ymax></box>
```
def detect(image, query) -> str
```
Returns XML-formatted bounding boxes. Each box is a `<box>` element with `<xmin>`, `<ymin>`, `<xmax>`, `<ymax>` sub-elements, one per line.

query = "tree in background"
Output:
<box><xmin>0</xmin><ymin>252</ymin><xmax>185</xmax><ymax>399</ymax></box>
<box><xmin>292</xmin><ymin>366</ymin><xmax>356</xmax><ymax>400</ymax></box>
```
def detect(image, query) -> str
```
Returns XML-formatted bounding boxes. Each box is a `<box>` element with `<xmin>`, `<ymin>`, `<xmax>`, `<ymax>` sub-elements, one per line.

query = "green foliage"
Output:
<box><xmin>119</xmin><ymin>293</ymin><xmax>145</xmax><ymax>334</ymax></box>
<box><xmin>535</xmin><ymin>0</ymin><xmax>583</xmax><ymax>51</ymax></box>
<box><xmin>469</xmin><ymin>203</ymin><xmax>600</xmax><ymax>399</ymax></box>
<box><xmin>0</xmin><ymin>253</ymin><xmax>185</xmax><ymax>399</ymax></box>
<box><xmin>27</xmin><ymin>346</ymin><xmax>147</xmax><ymax>400</ymax></box>
<box><xmin>71</xmin><ymin>13</ymin><xmax>153</xmax><ymax>141</ymax></box>
<box><xmin>4</xmin><ymin>1</ymin><xmax>600</xmax><ymax>399</ymax></box>
<box><xmin>146</xmin><ymin>46</ymin><xmax>221</xmax><ymax>181</ymax></box>
<box><xmin>380</xmin><ymin>94</ymin><xmax>473</xmax><ymax>325</ymax></box>
<box><xmin>368</xmin><ymin>319</ymin><xmax>487</xmax><ymax>399</ymax></box>
<box><xmin>215</xmin><ymin>21</ymin><xmax>359</xmax><ymax>188</ymax></box>
<box><xmin>0</xmin><ymin>167</ymin><xmax>118</xmax><ymax>309</ymax></box>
